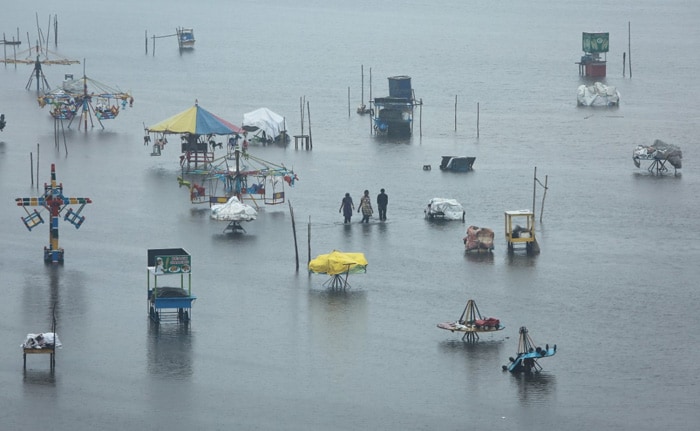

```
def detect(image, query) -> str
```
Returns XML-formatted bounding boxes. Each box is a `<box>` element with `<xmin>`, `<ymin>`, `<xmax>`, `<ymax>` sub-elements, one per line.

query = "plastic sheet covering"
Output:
<box><xmin>21</xmin><ymin>333</ymin><xmax>62</xmax><ymax>349</ymax></box>
<box><xmin>577</xmin><ymin>82</ymin><xmax>620</xmax><ymax>107</ymax></box>
<box><xmin>308</xmin><ymin>250</ymin><xmax>368</xmax><ymax>275</ymax></box>
<box><xmin>210</xmin><ymin>196</ymin><xmax>258</xmax><ymax>221</ymax></box>
<box><xmin>633</xmin><ymin>140</ymin><xmax>682</xmax><ymax>169</ymax></box>
<box><xmin>425</xmin><ymin>198</ymin><xmax>465</xmax><ymax>220</ymax></box>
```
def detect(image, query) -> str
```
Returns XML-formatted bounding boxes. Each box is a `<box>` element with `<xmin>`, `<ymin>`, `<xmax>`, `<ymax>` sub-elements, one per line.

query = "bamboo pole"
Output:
<box><xmin>307</xmin><ymin>100</ymin><xmax>312</xmax><ymax>150</ymax></box>
<box><xmin>36</xmin><ymin>143</ymin><xmax>40</xmax><ymax>188</ymax></box>
<box><xmin>477</xmin><ymin>102</ymin><xmax>480</xmax><ymax>138</ymax></box>
<box><xmin>532</xmin><ymin>166</ymin><xmax>537</xmax><ymax>218</ymax></box>
<box><xmin>539</xmin><ymin>175</ymin><xmax>548</xmax><ymax>223</ymax></box>
<box><xmin>454</xmin><ymin>95</ymin><xmax>457</xmax><ymax>132</ymax></box>
<box><xmin>288</xmin><ymin>200</ymin><xmax>299</xmax><ymax>271</ymax></box>
<box><xmin>307</xmin><ymin>216</ymin><xmax>311</xmax><ymax>270</ymax></box>
<box><xmin>628</xmin><ymin>21</ymin><xmax>632</xmax><ymax>78</ymax></box>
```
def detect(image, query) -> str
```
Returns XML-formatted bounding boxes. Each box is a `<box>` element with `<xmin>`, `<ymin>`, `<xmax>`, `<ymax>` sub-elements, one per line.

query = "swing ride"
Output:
<box><xmin>146</xmin><ymin>102</ymin><xmax>299</xmax><ymax>208</ymax></box>
<box><xmin>308</xmin><ymin>250</ymin><xmax>368</xmax><ymax>290</ymax></box>
<box><xmin>502</xmin><ymin>326</ymin><xmax>556</xmax><ymax>373</ymax></box>
<box><xmin>177</xmin><ymin>146</ymin><xmax>299</xmax><ymax>209</ymax></box>
<box><xmin>37</xmin><ymin>68</ymin><xmax>133</xmax><ymax>130</ymax></box>
<box><xmin>15</xmin><ymin>163</ymin><xmax>92</xmax><ymax>263</ymax></box>
<box><xmin>437</xmin><ymin>299</ymin><xmax>504</xmax><ymax>342</ymax></box>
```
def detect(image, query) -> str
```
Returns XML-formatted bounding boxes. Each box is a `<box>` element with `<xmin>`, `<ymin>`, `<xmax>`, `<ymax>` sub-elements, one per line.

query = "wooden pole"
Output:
<box><xmin>476</xmin><ymin>102</ymin><xmax>480</xmax><ymax>137</ymax></box>
<box><xmin>306</xmin><ymin>100</ymin><xmax>312</xmax><ymax>150</ymax></box>
<box><xmin>419</xmin><ymin>98</ymin><xmax>422</xmax><ymax>137</ymax></box>
<box><xmin>145</xmin><ymin>30</ymin><xmax>148</xmax><ymax>54</ymax></box>
<box><xmin>307</xmin><ymin>216</ymin><xmax>311</xmax><ymax>270</ymax></box>
<box><xmin>288</xmin><ymin>200</ymin><xmax>299</xmax><ymax>271</ymax></box>
<box><xmin>30</xmin><ymin>152</ymin><xmax>34</xmax><ymax>187</ymax></box>
<box><xmin>36</xmin><ymin>143</ymin><xmax>40</xmax><ymax>188</ymax></box>
<box><xmin>532</xmin><ymin>166</ymin><xmax>537</xmax><ymax>218</ymax></box>
<box><xmin>623</xmin><ymin>52</ymin><xmax>626</xmax><ymax>77</ymax></box>
<box><xmin>628</xmin><ymin>21</ymin><xmax>632</xmax><ymax>78</ymax></box>
<box><xmin>539</xmin><ymin>175</ymin><xmax>548</xmax><ymax>223</ymax></box>
<box><xmin>454</xmin><ymin>95</ymin><xmax>457</xmax><ymax>132</ymax></box>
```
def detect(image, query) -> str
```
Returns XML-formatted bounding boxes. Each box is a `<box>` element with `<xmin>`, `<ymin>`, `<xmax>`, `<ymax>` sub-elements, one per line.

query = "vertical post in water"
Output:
<box><xmin>540</xmin><ymin>175</ymin><xmax>548</xmax><ymax>223</ymax></box>
<box><xmin>628</xmin><ymin>21</ymin><xmax>632</xmax><ymax>78</ymax></box>
<box><xmin>36</xmin><ymin>143</ymin><xmax>40</xmax><ymax>188</ymax></box>
<box><xmin>477</xmin><ymin>102</ymin><xmax>480</xmax><ymax>138</ymax></box>
<box><xmin>288</xmin><ymin>200</ymin><xmax>299</xmax><ymax>271</ymax></box>
<box><xmin>347</xmin><ymin>86</ymin><xmax>350</xmax><ymax>118</ymax></box>
<box><xmin>532</xmin><ymin>166</ymin><xmax>537</xmax><ymax>219</ymax></box>
<box><xmin>454</xmin><ymin>95</ymin><xmax>457</xmax><ymax>132</ymax></box>
<box><xmin>623</xmin><ymin>52</ymin><xmax>626</xmax><ymax>77</ymax></box>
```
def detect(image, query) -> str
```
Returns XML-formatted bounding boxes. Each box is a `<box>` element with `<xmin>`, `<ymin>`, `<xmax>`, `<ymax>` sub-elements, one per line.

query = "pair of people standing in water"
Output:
<box><xmin>339</xmin><ymin>189</ymin><xmax>387</xmax><ymax>223</ymax></box>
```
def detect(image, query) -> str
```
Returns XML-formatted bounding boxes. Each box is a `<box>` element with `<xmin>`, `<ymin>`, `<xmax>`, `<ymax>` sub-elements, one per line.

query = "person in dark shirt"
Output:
<box><xmin>377</xmin><ymin>188</ymin><xmax>388</xmax><ymax>221</ymax></box>
<box><xmin>339</xmin><ymin>193</ymin><xmax>355</xmax><ymax>224</ymax></box>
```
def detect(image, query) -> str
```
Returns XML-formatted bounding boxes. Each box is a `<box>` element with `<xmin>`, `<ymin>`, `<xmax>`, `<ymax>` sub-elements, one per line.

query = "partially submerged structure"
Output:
<box><xmin>505</xmin><ymin>210</ymin><xmax>539</xmax><ymax>254</ymax></box>
<box><xmin>15</xmin><ymin>164</ymin><xmax>92</xmax><ymax>263</ymax></box>
<box><xmin>576</xmin><ymin>32</ymin><xmax>608</xmax><ymax>77</ymax></box>
<box><xmin>463</xmin><ymin>225</ymin><xmax>494</xmax><ymax>253</ymax></box>
<box><xmin>439</xmin><ymin>156</ymin><xmax>476</xmax><ymax>172</ymax></box>
<box><xmin>633</xmin><ymin>139</ymin><xmax>682</xmax><ymax>175</ymax></box>
<box><xmin>425</xmin><ymin>198</ymin><xmax>465</xmax><ymax>221</ymax></box>
<box><xmin>437</xmin><ymin>299</ymin><xmax>504</xmax><ymax>342</ymax></box>
<box><xmin>147</xmin><ymin>248</ymin><xmax>196</xmax><ymax>324</ymax></box>
<box><xmin>371</xmin><ymin>75</ymin><xmax>422</xmax><ymax>137</ymax></box>
<box><xmin>577</xmin><ymin>82</ymin><xmax>619</xmax><ymax>107</ymax></box>
<box><xmin>502</xmin><ymin>326</ymin><xmax>556</xmax><ymax>373</ymax></box>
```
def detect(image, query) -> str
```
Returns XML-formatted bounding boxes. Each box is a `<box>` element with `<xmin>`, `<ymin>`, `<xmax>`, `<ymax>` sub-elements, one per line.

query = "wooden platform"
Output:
<box><xmin>23</xmin><ymin>348</ymin><xmax>55</xmax><ymax>370</ymax></box>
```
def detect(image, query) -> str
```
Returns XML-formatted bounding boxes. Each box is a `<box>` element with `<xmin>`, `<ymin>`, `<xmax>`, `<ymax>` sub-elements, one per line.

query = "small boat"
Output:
<box><xmin>177</xmin><ymin>27</ymin><xmax>195</xmax><ymax>49</ymax></box>
<box><xmin>502</xmin><ymin>326</ymin><xmax>556</xmax><ymax>373</ymax></box>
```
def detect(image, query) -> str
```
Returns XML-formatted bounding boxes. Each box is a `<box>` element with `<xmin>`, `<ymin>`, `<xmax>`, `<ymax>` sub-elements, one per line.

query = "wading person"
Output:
<box><xmin>339</xmin><ymin>193</ymin><xmax>355</xmax><ymax>224</ymax></box>
<box><xmin>358</xmin><ymin>190</ymin><xmax>373</xmax><ymax>223</ymax></box>
<box><xmin>377</xmin><ymin>188</ymin><xmax>388</xmax><ymax>221</ymax></box>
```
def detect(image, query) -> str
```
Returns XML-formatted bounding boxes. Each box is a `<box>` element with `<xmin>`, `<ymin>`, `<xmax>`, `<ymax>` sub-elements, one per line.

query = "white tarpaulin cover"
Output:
<box><xmin>577</xmin><ymin>82</ymin><xmax>620</xmax><ymax>107</ymax></box>
<box><xmin>210</xmin><ymin>196</ymin><xmax>258</xmax><ymax>221</ymax></box>
<box><xmin>242</xmin><ymin>108</ymin><xmax>286</xmax><ymax>140</ymax></box>
<box><xmin>21</xmin><ymin>333</ymin><xmax>62</xmax><ymax>349</ymax></box>
<box><xmin>425</xmin><ymin>198</ymin><xmax>465</xmax><ymax>220</ymax></box>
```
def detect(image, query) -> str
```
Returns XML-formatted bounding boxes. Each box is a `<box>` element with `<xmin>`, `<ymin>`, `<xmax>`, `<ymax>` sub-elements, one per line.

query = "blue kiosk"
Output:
<box><xmin>147</xmin><ymin>248</ymin><xmax>196</xmax><ymax>323</ymax></box>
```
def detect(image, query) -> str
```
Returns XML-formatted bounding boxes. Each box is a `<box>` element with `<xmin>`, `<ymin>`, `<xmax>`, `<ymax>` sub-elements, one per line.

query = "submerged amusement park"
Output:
<box><xmin>1</xmin><ymin>4</ymin><xmax>699</xmax><ymax>430</ymax></box>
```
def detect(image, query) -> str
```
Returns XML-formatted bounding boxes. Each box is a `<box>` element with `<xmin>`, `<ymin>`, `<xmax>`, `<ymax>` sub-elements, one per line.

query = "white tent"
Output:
<box><xmin>242</xmin><ymin>108</ymin><xmax>286</xmax><ymax>141</ymax></box>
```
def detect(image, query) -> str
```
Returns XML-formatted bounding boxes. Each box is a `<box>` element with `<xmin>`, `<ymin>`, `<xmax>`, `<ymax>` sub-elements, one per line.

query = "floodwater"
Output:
<box><xmin>1</xmin><ymin>1</ymin><xmax>699</xmax><ymax>430</ymax></box>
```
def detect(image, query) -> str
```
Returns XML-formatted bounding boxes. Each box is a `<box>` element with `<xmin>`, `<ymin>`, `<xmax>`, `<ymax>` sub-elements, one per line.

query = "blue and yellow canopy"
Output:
<box><xmin>148</xmin><ymin>103</ymin><xmax>243</xmax><ymax>135</ymax></box>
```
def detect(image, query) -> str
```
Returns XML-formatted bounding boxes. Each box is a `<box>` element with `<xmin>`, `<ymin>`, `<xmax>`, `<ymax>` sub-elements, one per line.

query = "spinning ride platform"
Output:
<box><xmin>437</xmin><ymin>299</ymin><xmax>504</xmax><ymax>342</ymax></box>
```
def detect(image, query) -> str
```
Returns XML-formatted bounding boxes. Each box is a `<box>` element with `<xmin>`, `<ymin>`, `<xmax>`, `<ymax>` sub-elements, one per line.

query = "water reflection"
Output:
<box><xmin>307</xmin><ymin>288</ymin><xmax>368</xmax><ymax>358</ymax></box>
<box><xmin>508</xmin><ymin>372</ymin><xmax>557</xmax><ymax>404</ymax></box>
<box><xmin>464</xmin><ymin>251</ymin><xmax>495</xmax><ymax>265</ymax></box>
<box><xmin>23</xmin><ymin>369</ymin><xmax>57</xmax><ymax>386</ymax></box>
<box><xmin>506</xmin><ymin>252</ymin><xmax>538</xmax><ymax>267</ymax></box>
<box><xmin>146</xmin><ymin>321</ymin><xmax>193</xmax><ymax>379</ymax></box>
